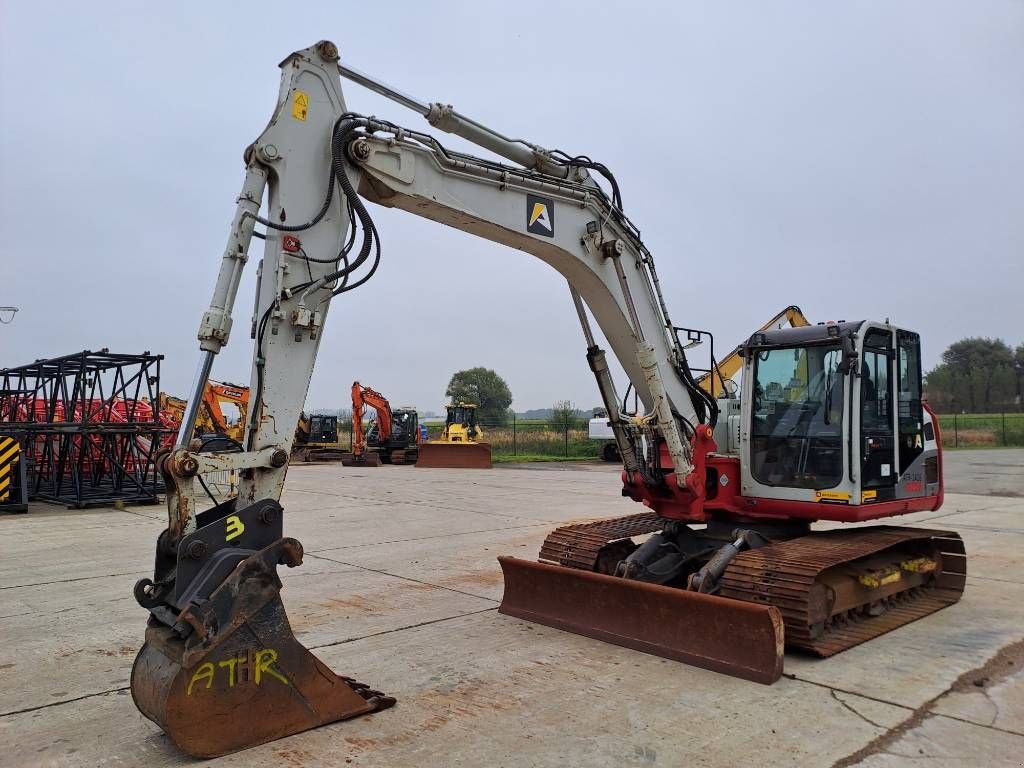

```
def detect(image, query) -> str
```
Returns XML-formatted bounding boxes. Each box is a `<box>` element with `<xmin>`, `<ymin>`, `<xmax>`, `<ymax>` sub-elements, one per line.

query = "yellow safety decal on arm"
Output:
<box><xmin>292</xmin><ymin>91</ymin><xmax>309</xmax><ymax>121</ymax></box>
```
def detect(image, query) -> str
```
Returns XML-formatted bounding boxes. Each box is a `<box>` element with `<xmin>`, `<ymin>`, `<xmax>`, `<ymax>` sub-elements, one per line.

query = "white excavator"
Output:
<box><xmin>131</xmin><ymin>41</ymin><xmax>963</xmax><ymax>758</ymax></box>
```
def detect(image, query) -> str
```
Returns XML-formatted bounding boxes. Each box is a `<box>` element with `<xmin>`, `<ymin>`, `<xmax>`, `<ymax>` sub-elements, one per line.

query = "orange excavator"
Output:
<box><xmin>158</xmin><ymin>381</ymin><xmax>249</xmax><ymax>447</ymax></box>
<box><xmin>199</xmin><ymin>381</ymin><xmax>249</xmax><ymax>444</ymax></box>
<box><xmin>342</xmin><ymin>381</ymin><xmax>420</xmax><ymax>466</ymax></box>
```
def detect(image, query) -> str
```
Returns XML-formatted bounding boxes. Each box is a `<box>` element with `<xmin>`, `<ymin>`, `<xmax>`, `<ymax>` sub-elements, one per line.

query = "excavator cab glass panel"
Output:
<box><xmin>310</xmin><ymin>414</ymin><xmax>338</xmax><ymax>443</ymax></box>
<box><xmin>861</xmin><ymin>330</ymin><xmax>896</xmax><ymax>491</ymax></box>
<box><xmin>392</xmin><ymin>410</ymin><xmax>414</xmax><ymax>438</ymax></box>
<box><xmin>897</xmin><ymin>331</ymin><xmax>924</xmax><ymax>474</ymax></box>
<box><xmin>751</xmin><ymin>344</ymin><xmax>846</xmax><ymax>489</ymax></box>
<box><xmin>448</xmin><ymin>406</ymin><xmax>472</xmax><ymax>426</ymax></box>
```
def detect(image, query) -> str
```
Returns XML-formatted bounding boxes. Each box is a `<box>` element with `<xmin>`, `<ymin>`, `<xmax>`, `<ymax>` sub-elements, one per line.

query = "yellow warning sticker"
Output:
<box><xmin>861</xmin><ymin>489</ymin><xmax>878</xmax><ymax>503</ymax></box>
<box><xmin>815</xmin><ymin>489</ymin><xmax>850</xmax><ymax>503</ymax></box>
<box><xmin>292</xmin><ymin>90</ymin><xmax>309</xmax><ymax>121</ymax></box>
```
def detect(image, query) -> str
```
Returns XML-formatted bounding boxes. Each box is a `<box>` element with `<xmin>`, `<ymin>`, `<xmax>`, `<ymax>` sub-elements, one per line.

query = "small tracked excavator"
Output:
<box><xmin>341</xmin><ymin>381</ymin><xmax>420</xmax><ymax>466</ymax></box>
<box><xmin>131</xmin><ymin>42</ymin><xmax>963</xmax><ymax>758</ymax></box>
<box><xmin>416</xmin><ymin>402</ymin><xmax>492</xmax><ymax>469</ymax></box>
<box><xmin>292</xmin><ymin>412</ymin><xmax>347</xmax><ymax>461</ymax></box>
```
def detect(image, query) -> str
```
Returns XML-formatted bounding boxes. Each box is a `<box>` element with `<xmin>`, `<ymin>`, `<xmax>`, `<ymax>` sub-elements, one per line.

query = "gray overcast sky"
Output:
<box><xmin>2</xmin><ymin>2</ymin><xmax>1022</xmax><ymax>413</ymax></box>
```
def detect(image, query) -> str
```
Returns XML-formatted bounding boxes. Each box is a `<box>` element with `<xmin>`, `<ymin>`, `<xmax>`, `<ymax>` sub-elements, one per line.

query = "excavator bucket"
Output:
<box><xmin>340</xmin><ymin>451</ymin><xmax>382</xmax><ymax>467</ymax></box>
<box><xmin>498</xmin><ymin>556</ymin><xmax>785</xmax><ymax>684</ymax></box>
<box><xmin>131</xmin><ymin>503</ymin><xmax>394</xmax><ymax>758</ymax></box>
<box><xmin>416</xmin><ymin>441</ymin><xmax>493</xmax><ymax>469</ymax></box>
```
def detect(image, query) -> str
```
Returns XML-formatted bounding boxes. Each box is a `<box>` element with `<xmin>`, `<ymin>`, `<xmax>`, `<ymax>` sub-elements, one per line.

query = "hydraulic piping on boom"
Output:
<box><xmin>131</xmin><ymin>41</ymin><xmax>960</xmax><ymax>758</ymax></box>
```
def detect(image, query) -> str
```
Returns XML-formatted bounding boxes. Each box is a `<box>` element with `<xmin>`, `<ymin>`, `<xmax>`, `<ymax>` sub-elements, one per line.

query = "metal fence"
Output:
<box><xmin>936</xmin><ymin>412</ymin><xmax>1024</xmax><ymax>448</ymax></box>
<box><xmin>423</xmin><ymin>415</ymin><xmax>599</xmax><ymax>461</ymax></box>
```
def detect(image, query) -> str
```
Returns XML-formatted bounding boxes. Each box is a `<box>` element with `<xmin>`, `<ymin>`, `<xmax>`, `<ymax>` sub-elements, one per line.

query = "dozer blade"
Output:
<box><xmin>340</xmin><ymin>451</ymin><xmax>382</xmax><ymax>467</ymax></box>
<box><xmin>416</xmin><ymin>441</ymin><xmax>492</xmax><ymax>469</ymax></box>
<box><xmin>131</xmin><ymin>535</ymin><xmax>393</xmax><ymax>758</ymax></box>
<box><xmin>498</xmin><ymin>556</ymin><xmax>784</xmax><ymax>684</ymax></box>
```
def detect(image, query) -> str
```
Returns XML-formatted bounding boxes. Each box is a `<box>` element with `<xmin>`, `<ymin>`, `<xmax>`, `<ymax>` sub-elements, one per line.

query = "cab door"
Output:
<box><xmin>860</xmin><ymin>328</ymin><xmax>897</xmax><ymax>496</ymax></box>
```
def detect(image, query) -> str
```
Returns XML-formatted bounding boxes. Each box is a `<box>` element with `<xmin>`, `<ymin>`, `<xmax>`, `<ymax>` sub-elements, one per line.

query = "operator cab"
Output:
<box><xmin>447</xmin><ymin>404</ymin><xmax>478</xmax><ymax>430</ymax></box>
<box><xmin>368</xmin><ymin>408</ymin><xmax>419</xmax><ymax>446</ymax></box>
<box><xmin>308</xmin><ymin>414</ymin><xmax>339</xmax><ymax>443</ymax></box>
<box><xmin>738</xmin><ymin>321</ymin><xmax>938</xmax><ymax>511</ymax></box>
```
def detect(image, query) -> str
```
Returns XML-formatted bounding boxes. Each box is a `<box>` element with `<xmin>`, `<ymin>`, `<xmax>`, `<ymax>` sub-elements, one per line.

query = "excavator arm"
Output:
<box><xmin>131</xmin><ymin>41</ymin><xmax>765</xmax><ymax>758</ymax></box>
<box><xmin>165</xmin><ymin>41</ymin><xmax>716</xmax><ymax>534</ymax></box>
<box><xmin>354</xmin><ymin>382</ymin><xmax>393</xmax><ymax>443</ymax></box>
<box><xmin>198</xmin><ymin>380</ymin><xmax>249</xmax><ymax>441</ymax></box>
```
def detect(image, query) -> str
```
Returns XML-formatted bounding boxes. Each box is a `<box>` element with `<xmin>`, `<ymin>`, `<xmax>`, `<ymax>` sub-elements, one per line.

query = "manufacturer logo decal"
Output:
<box><xmin>526</xmin><ymin>194</ymin><xmax>554</xmax><ymax>237</ymax></box>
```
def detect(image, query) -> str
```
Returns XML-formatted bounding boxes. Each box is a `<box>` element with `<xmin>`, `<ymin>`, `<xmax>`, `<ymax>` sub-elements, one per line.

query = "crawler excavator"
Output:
<box><xmin>292</xmin><ymin>412</ymin><xmax>348</xmax><ymax>461</ymax></box>
<box><xmin>341</xmin><ymin>381</ymin><xmax>420</xmax><ymax>466</ymax></box>
<box><xmin>131</xmin><ymin>41</ymin><xmax>963</xmax><ymax>758</ymax></box>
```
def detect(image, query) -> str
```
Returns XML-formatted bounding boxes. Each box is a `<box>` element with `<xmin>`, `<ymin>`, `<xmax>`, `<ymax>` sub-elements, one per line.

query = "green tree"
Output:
<box><xmin>548</xmin><ymin>400</ymin><xmax>583</xmax><ymax>431</ymax></box>
<box><xmin>445</xmin><ymin>367</ymin><xmax>513</xmax><ymax>424</ymax></box>
<box><xmin>925</xmin><ymin>338</ymin><xmax>1017</xmax><ymax>412</ymax></box>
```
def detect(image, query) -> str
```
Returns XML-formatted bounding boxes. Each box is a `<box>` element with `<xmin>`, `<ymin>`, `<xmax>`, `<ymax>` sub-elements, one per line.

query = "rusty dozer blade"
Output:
<box><xmin>340</xmin><ymin>451</ymin><xmax>382</xmax><ymax>467</ymax></box>
<box><xmin>416</xmin><ymin>441</ymin><xmax>492</xmax><ymax>469</ymax></box>
<box><xmin>498</xmin><ymin>556</ymin><xmax>784</xmax><ymax>684</ymax></box>
<box><xmin>131</xmin><ymin>501</ymin><xmax>393</xmax><ymax>758</ymax></box>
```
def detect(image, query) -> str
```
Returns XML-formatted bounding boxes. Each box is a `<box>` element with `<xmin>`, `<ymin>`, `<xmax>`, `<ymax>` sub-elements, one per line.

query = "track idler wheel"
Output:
<box><xmin>130</xmin><ymin>539</ymin><xmax>394</xmax><ymax>758</ymax></box>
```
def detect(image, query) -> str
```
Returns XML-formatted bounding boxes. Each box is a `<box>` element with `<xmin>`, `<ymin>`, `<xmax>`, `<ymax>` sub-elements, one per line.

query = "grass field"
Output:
<box><xmin>936</xmin><ymin>412</ymin><xmax>1024</xmax><ymax>447</ymax></box>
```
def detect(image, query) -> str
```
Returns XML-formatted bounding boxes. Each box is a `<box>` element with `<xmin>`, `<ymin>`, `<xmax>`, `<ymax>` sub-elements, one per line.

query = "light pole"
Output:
<box><xmin>0</xmin><ymin>306</ymin><xmax>18</xmax><ymax>324</ymax></box>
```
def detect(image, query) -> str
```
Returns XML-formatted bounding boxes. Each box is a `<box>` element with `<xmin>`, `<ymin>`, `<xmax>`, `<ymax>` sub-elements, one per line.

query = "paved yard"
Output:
<box><xmin>0</xmin><ymin>450</ymin><xmax>1021</xmax><ymax>767</ymax></box>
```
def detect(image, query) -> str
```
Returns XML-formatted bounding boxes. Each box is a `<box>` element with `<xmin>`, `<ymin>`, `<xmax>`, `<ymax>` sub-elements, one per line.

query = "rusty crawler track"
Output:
<box><xmin>720</xmin><ymin>526</ymin><xmax>966</xmax><ymax>656</ymax></box>
<box><xmin>538</xmin><ymin>511</ymin><xmax>662</xmax><ymax>571</ymax></box>
<box><xmin>535</xmin><ymin>516</ymin><xmax>965</xmax><ymax>659</ymax></box>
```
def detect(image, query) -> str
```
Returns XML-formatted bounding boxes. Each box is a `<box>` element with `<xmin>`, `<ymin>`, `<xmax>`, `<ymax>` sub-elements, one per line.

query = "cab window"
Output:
<box><xmin>861</xmin><ymin>329</ymin><xmax>895</xmax><ymax>489</ymax></box>
<box><xmin>751</xmin><ymin>344</ymin><xmax>845</xmax><ymax>489</ymax></box>
<box><xmin>897</xmin><ymin>331</ymin><xmax>924</xmax><ymax>473</ymax></box>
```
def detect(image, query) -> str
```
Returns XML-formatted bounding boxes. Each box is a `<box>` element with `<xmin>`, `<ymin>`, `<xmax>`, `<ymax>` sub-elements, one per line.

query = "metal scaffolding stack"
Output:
<box><xmin>0</xmin><ymin>350</ymin><xmax>169</xmax><ymax>508</ymax></box>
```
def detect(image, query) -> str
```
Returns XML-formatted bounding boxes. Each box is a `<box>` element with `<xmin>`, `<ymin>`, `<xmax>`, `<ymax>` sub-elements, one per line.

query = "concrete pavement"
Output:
<box><xmin>0</xmin><ymin>451</ymin><xmax>1021</xmax><ymax>767</ymax></box>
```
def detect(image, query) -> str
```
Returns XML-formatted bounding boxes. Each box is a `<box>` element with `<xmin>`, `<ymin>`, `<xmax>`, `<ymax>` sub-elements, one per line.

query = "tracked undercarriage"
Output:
<box><xmin>499</xmin><ymin>513</ymin><xmax>965</xmax><ymax>682</ymax></box>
